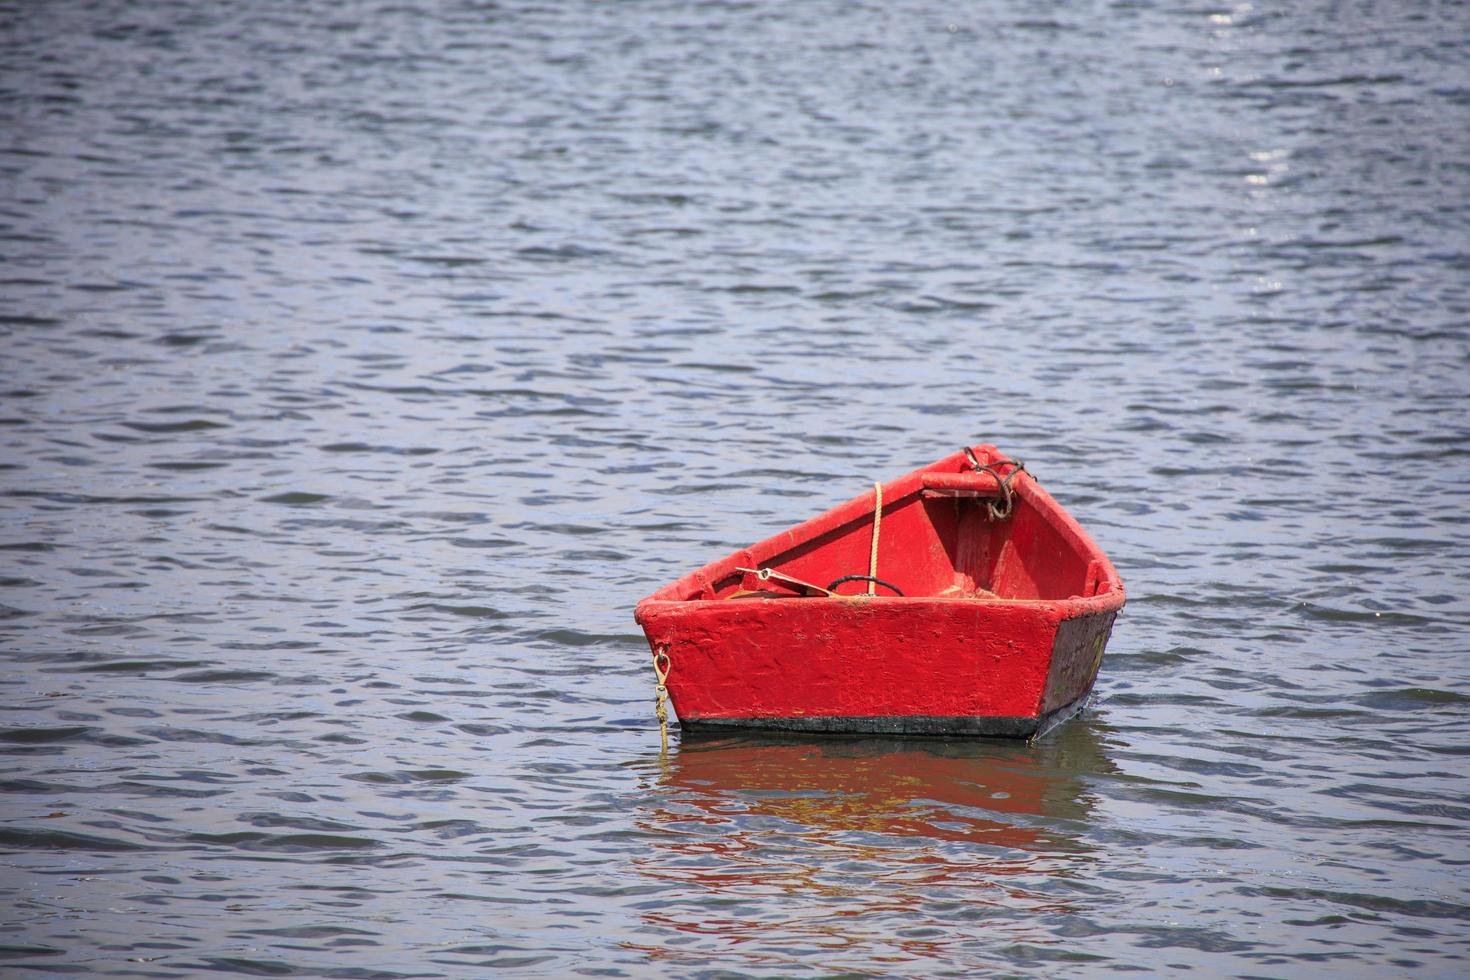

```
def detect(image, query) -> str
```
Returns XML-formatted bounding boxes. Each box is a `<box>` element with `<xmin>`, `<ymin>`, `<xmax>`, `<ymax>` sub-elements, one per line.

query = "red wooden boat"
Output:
<box><xmin>634</xmin><ymin>445</ymin><xmax>1124</xmax><ymax>739</ymax></box>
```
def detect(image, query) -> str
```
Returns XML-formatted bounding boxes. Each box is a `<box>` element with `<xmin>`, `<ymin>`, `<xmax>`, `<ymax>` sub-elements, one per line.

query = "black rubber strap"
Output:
<box><xmin>825</xmin><ymin>574</ymin><xmax>904</xmax><ymax>597</ymax></box>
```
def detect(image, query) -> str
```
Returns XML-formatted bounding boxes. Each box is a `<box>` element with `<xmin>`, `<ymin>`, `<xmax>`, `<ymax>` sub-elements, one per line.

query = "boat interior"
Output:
<box><xmin>673</xmin><ymin>469</ymin><xmax>1114</xmax><ymax>605</ymax></box>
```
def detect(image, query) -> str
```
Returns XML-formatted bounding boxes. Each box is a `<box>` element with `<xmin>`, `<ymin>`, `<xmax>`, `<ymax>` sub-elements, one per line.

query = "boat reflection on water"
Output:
<box><xmin>629</xmin><ymin>723</ymin><xmax>1117</xmax><ymax>971</ymax></box>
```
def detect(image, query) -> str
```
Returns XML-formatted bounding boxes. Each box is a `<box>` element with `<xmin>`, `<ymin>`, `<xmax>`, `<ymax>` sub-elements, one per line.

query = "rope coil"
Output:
<box><xmin>963</xmin><ymin>449</ymin><xmax>1026</xmax><ymax>521</ymax></box>
<box><xmin>652</xmin><ymin>644</ymin><xmax>671</xmax><ymax>753</ymax></box>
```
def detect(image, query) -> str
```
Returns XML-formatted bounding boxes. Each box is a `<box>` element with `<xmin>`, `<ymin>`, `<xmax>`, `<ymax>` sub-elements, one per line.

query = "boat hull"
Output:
<box><xmin>635</xmin><ymin>446</ymin><xmax>1124</xmax><ymax>738</ymax></box>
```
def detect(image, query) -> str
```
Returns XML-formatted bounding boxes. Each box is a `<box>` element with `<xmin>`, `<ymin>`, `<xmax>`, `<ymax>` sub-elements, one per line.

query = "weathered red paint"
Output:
<box><xmin>634</xmin><ymin>445</ymin><xmax>1125</xmax><ymax>738</ymax></box>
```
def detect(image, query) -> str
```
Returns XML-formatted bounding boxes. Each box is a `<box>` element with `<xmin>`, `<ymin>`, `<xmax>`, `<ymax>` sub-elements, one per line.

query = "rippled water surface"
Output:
<box><xmin>3</xmin><ymin>0</ymin><xmax>1468</xmax><ymax>975</ymax></box>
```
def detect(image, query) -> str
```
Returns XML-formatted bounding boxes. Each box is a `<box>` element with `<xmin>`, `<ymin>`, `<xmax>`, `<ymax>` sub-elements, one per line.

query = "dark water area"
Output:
<box><xmin>2</xmin><ymin>0</ymin><xmax>1468</xmax><ymax>975</ymax></box>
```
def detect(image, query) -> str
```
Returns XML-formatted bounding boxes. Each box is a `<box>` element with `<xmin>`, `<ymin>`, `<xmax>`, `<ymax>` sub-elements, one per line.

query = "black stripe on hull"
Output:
<box><xmin>678</xmin><ymin>697</ymin><xmax>1090</xmax><ymax>740</ymax></box>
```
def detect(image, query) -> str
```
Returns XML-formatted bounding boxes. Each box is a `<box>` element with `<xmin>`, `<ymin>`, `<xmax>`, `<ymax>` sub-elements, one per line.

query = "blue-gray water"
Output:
<box><xmin>2</xmin><ymin>1</ymin><xmax>1468</xmax><ymax>976</ymax></box>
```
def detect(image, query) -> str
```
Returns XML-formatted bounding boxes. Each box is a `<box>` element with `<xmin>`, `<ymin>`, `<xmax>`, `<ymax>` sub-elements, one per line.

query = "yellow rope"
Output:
<box><xmin>652</xmin><ymin>645</ymin><xmax>671</xmax><ymax>753</ymax></box>
<box><xmin>867</xmin><ymin>481</ymin><xmax>882</xmax><ymax>596</ymax></box>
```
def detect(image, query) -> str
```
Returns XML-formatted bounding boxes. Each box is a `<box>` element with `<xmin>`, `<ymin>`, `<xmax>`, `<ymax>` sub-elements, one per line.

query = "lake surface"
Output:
<box><xmin>2</xmin><ymin>0</ymin><xmax>1468</xmax><ymax>975</ymax></box>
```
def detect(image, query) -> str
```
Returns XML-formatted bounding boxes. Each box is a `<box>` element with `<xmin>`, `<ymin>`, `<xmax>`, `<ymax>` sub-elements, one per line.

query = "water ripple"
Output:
<box><xmin>1</xmin><ymin>0</ymin><xmax>1467</xmax><ymax>975</ymax></box>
